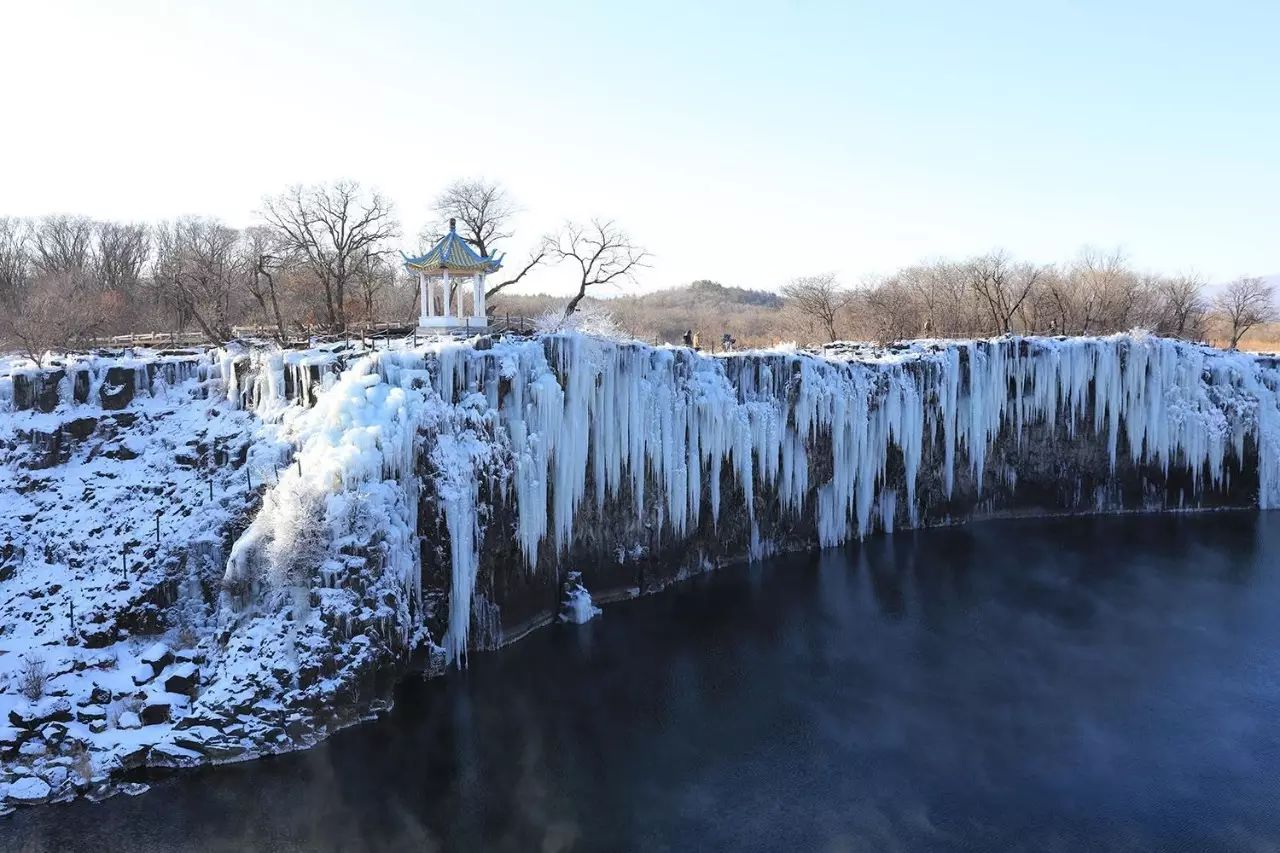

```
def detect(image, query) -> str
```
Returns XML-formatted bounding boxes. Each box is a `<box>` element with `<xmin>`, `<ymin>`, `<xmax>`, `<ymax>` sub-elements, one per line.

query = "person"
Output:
<box><xmin>722</xmin><ymin>333</ymin><xmax>736</xmax><ymax>352</ymax></box>
<box><xmin>682</xmin><ymin>329</ymin><xmax>693</xmax><ymax>348</ymax></box>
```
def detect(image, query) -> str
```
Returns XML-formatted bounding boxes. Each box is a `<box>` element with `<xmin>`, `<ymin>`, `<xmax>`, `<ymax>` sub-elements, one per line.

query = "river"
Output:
<box><xmin>6</xmin><ymin>512</ymin><xmax>1280</xmax><ymax>852</ymax></box>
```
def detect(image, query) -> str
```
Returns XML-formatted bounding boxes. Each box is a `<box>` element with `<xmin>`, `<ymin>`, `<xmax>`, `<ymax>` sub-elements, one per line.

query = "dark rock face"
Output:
<box><xmin>163</xmin><ymin>664</ymin><xmax>199</xmax><ymax>696</ymax></box>
<box><xmin>12</xmin><ymin>370</ymin><xmax>64</xmax><ymax>413</ymax></box>
<box><xmin>409</xmin><ymin>336</ymin><xmax>1277</xmax><ymax>662</ymax></box>
<box><xmin>140</xmin><ymin>700</ymin><xmax>171</xmax><ymax>726</ymax></box>
<box><xmin>98</xmin><ymin>367</ymin><xmax>136</xmax><ymax>410</ymax></box>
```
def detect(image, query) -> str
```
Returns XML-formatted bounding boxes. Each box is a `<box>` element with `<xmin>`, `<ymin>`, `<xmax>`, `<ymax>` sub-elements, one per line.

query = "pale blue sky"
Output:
<box><xmin>2</xmin><ymin>0</ymin><xmax>1277</xmax><ymax>294</ymax></box>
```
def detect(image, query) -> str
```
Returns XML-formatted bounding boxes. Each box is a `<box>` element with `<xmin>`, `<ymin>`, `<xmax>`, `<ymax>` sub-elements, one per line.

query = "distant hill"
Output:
<box><xmin>623</xmin><ymin>280</ymin><xmax>784</xmax><ymax>310</ymax></box>
<box><xmin>491</xmin><ymin>280</ymin><xmax>788</xmax><ymax>346</ymax></box>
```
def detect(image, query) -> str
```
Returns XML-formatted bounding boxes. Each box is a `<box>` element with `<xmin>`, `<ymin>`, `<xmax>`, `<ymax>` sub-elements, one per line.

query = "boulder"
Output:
<box><xmin>115</xmin><ymin>745</ymin><xmax>150</xmax><ymax>770</ymax></box>
<box><xmin>171</xmin><ymin>726</ymin><xmax>223</xmax><ymax>754</ymax></box>
<box><xmin>284</xmin><ymin>715</ymin><xmax>309</xmax><ymax>741</ymax></box>
<box><xmin>18</xmin><ymin>740</ymin><xmax>46</xmax><ymax>758</ymax></box>
<box><xmin>139</xmin><ymin>642</ymin><xmax>174</xmax><ymax>673</ymax></box>
<box><xmin>8</xmin><ymin>698</ymin><xmax>73</xmax><ymax>730</ymax></box>
<box><xmin>202</xmin><ymin>738</ymin><xmax>246</xmax><ymax>760</ymax></box>
<box><xmin>5</xmin><ymin>776</ymin><xmax>51</xmax><ymax>806</ymax></box>
<box><xmin>140</xmin><ymin>699</ymin><xmax>170</xmax><ymax>726</ymax></box>
<box><xmin>76</xmin><ymin>704</ymin><xmax>107</xmax><ymax>723</ymax></box>
<box><xmin>163</xmin><ymin>662</ymin><xmax>199</xmax><ymax>696</ymax></box>
<box><xmin>148</xmin><ymin>741</ymin><xmax>201</xmax><ymax>768</ymax></box>
<box><xmin>0</xmin><ymin>726</ymin><xmax>20</xmax><ymax>750</ymax></box>
<box><xmin>116</xmin><ymin>711</ymin><xmax>142</xmax><ymax>730</ymax></box>
<box><xmin>88</xmin><ymin>684</ymin><xmax>112</xmax><ymax>705</ymax></box>
<box><xmin>42</xmin><ymin>765</ymin><xmax>69</xmax><ymax>791</ymax></box>
<box><xmin>39</xmin><ymin>722</ymin><xmax>69</xmax><ymax>746</ymax></box>
<box><xmin>63</xmin><ymin>417</ymin><xmax>98</xmax><ymax>441</ymax></box>
<box><xmin>88</xmin><ymin>720</ymin><xmax>107</xmax><ymax>735</ymax></box>
<box><xmin>72</xmin><ymin>369</ymin><xmax>90</xmax><ymax>404</ymax></box>
<box><xmin>98</xmin><ymin>367</ymin><xmax>135</xmax><ymax>410</ymax></box>
<box><xmin>130</xmin><ymin>664</ymin><xmax>156</xmax><ymax>686</ymax></box>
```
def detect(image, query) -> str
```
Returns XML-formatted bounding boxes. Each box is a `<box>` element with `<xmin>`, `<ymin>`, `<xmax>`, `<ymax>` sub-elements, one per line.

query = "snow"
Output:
<box><xmin>7</xmin><ymin>775</ymin><xmax>51</xmax><ymax>804</ymax></box>
<box><xmin>560</xmin><ymin>573</ymin><xmax>602</xmax><ymax>624</ymax></box>
<box><xmin>232</xmin><ymin>332</ymin><xmax>1280</xmax><ymax>672</ymax></box>
<box><xmin>2</xmin><ymin>330</ymin><xmax>1279</xmax><ymax>806</ymax></box>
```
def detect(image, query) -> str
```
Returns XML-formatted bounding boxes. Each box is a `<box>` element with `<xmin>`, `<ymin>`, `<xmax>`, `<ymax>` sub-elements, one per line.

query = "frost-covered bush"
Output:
<box><xmin>18</xmin><ymin>654</ymin><xmax>47</xmax><ymax>701</ymax></box>
<box><xmin>262</xmin><ymin>485</ymin><xmax>330</xmax><ymax>589</ymax></box>
<box><xmin>534</xmin><ymin>305</ymin><xmax>628</xmax><ymax>340</ymax></box>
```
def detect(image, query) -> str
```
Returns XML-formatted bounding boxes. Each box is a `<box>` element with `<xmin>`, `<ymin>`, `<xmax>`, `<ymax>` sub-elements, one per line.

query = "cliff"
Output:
<box><xmin>0</xmin><ymin>332</ymin><xmax>1277</xmax><ymax>808</ymax></box>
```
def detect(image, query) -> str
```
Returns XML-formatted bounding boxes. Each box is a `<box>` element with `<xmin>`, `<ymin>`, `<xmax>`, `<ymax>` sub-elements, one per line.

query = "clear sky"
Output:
<box><xmin>2</xmin><ymin>0</ymin><xmax>1277</xmax><ymax>295</ymax></box>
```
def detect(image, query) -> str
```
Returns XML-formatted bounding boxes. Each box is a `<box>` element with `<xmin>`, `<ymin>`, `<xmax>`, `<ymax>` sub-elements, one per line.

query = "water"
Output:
<box><xmin>7</xmin><ymin>513</ymin><xmax>1280</xmax><ymax>852</ymax></box>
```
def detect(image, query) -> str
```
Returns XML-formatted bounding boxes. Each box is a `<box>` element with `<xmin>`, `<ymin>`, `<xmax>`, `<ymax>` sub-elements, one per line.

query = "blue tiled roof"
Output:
<box><xmin>403</xmin><ymin>221</ymin><xmax>503</xmax><ymax>274</ymax></box>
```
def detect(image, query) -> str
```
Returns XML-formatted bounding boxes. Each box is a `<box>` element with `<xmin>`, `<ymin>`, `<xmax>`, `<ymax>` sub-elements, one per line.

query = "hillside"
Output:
<box><xmin>491</xmin><ymin>280</ymin><xmax>788</xmax><ymax>347</ymax></box>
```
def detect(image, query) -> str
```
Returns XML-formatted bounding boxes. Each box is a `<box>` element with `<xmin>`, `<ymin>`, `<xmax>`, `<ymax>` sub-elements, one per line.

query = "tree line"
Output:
<box><xmin>0</xmin><ymin>178</ymin><xmax>648</xmax><ymax>365</ymax></box>
<box><xmin>1</xmin><ymin>176</ymin><xmax>1273</xmax><ymax>362</ymax></box>
<box><xmin>784</xmin><ymin>250</ymin><xmax>1276</xmax><ymax>350</ymax></box>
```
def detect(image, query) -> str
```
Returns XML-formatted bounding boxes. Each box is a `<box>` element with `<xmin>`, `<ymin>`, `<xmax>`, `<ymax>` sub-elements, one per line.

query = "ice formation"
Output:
<box><xmin>230</xmin><ymin>332</ymin><xmax>1280</xmax><ymax>667</ymax></box>
<box><xmin>560</xmin><ymin>572</ymin><xmax>602</xmax><ymax>624</ymax></box>
<box><xmin>2</xmin><ymin>331</ymin><xmax>1279</xmax><ymax>807</ymax></box>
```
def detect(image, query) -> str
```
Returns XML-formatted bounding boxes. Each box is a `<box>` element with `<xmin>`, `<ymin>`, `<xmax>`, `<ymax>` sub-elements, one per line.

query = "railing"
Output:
<box><xmin>94</xmin><ymin>317</ymin><xmax>533</xmax><ymax>351</ymax></box>
<box><xmin>488</xmin><ymin>314</ymin><xmax>531</xmax><ymax>335</ymax></box>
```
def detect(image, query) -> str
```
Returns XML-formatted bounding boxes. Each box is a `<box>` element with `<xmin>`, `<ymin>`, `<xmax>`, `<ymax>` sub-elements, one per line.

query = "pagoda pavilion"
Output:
<box><xmin>402</xmin><ymin>217</ymin><xmax>503</xmax><ymax>331</ymax></box>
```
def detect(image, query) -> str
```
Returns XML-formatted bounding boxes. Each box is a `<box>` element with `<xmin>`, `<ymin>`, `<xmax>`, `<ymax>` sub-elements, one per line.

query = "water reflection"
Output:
<box><xmin>8</xmin><ymin>512</ymin><xmax>1279</xmax><ymax>852</ymax></box>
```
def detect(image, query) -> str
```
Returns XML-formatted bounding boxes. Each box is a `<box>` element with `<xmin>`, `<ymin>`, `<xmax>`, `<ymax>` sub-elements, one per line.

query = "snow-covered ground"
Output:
<box><xmin>1</xmin><ymin>331</ymin><xmax>1278</xmax><ymax>811</ymax></box>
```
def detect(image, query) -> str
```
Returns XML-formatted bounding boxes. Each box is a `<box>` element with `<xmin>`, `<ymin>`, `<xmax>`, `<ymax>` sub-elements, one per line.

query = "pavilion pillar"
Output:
<box><xmin>473</xmin><ymin>274</ymin><xmax>485</xmax><ymax>322</ymax></box>
<box><xmin>456</xmin><ymin>273</ymin><xmax>466</xmax><ymax>319</ymax></box>
<box><xmin>426</xmin><ymin>274</ymin><xmax>435</xmax><ymax>317</ymax></box>
<box><xmin>441</xmin><ymin>269</ymin><xmax>452</xmax><ymax>321</ymax></box>
<box><xmin>417</xmin><ymin>272</ymin><xmax>429</xmax><ymax>323</ymax></box>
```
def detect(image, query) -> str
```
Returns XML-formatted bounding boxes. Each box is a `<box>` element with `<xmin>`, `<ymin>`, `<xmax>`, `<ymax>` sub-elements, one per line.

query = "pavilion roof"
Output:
<box><xmin>402</xmin><ymin>220</ymin><xmax>503</xmax><ymax>275</ymax></box>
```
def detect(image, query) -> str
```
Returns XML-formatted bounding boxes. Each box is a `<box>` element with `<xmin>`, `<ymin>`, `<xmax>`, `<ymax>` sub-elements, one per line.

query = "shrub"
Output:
<box><xmin>18</xmin><ymin>654</ymin><xmax>47</xmax><ymax>701</ymax></box>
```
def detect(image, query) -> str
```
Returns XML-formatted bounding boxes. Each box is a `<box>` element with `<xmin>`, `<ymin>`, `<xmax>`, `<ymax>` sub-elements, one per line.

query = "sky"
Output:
<box><xmin>1</xmin><ymin>0</ymin><xmax>1277</xmax><ymax>295</ymax></box>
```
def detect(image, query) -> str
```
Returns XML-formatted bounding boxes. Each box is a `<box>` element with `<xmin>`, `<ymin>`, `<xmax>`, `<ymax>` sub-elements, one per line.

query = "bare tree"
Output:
<box><xmin>0</xmin><ymin>272</ymin><xmax>103</xmax><ymax>367</ymax></box>
<box><xmin>350</xmin><ymin>249</ymin><xmax>396</xmax><ymax>327</ymax></box>
<box><xmin>153</xmin><ymin>218</ymin><xmax>243</xmax><ymax>344</ymax></box>
<box><xmin>1155</xmin><ymin>275</ymin><xmax>1207</xmax><ymax>339</ymax></box>
<box><xmin>967</xmin><ymin>250</ymin><xmax>1043</xmax><ymax>334</ymax></box>
<box><xmin>427</xmin><ymin>179</ymin><xmax>514</xmax><ymax>259</ymax></box>
<box><xmin>1214</xmin><ymin>276</ymin><xmax>1275</xmax><ymax>350</ymax></box>
<box><xmin>1072</xmin><ymin>247</ymin><xmax>1137</xmax><ymax>333</ymax></box>
<box><xmin>241</xmin><ymin>225</ymin><xmax>288</xmax><ymax>341</ymax></box>
<box><xmin>0</xmin><ymin>217</ymin><xmax>32</xmax><ymax>310</ymax></box>
<box><xmin>31</xmin><ymin>215</ymin><xmax>93</xmax><ymax>280</ymax></box>
<box><xmin>425</xmin><ymin>179</ymin><xmax>551</xmax><ymax>299</ymax></box>
<box><xmin>549</xmin><ymin>219</ymin><xmax>650</xmax><ymax>318</ymax></box>
<box><xmin>781</xmin><ymin>273</ymin><xmax>853</xmax><ymax>342</ymax></box>
<box><xmin>92</xmin><ymin>221</ymin><xmax>149</xmax><ymax>294</ymax></box>
<box><xmin>262</xmin><ymin>181</ymin><xmax>399</xmax><ymax>332</ymax></box>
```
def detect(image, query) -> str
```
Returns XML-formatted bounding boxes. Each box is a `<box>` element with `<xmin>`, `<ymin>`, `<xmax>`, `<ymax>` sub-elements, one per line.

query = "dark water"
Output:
<box><xmin>8</xmin><ymin>513</ymin><xmax>1280</xmax><ymax>852</ymax></box>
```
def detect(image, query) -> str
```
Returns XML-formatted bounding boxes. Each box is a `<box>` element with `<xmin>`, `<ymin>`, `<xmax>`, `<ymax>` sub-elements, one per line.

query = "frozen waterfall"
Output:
<box><xmin>222</xmin><ymin>332</ymin><xmax>1280</xmax><ymax>667</ymax></box>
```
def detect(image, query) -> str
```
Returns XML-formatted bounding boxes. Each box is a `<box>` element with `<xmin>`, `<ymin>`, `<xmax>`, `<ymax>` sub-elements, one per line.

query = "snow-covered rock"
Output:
<box><xmin>8</xmin><ymin>699</ymin><xmax>72</xmax><ymax>730</ymax></box>
<box><xmin>560</xmin><ymin>573</ymin><xmax>602</xmax><ymax>625</ymax></box>
<box><xmin>162</xmin><ymin>663</ymin><xmax>199</xmax><ymax>695</ymax></box>
<box><xmin>6</xmin><ymin>776</ymin><xmax>51</xmax><ymax>805</ymax></box>
<box><xmin>139</xmin><ymin>642</ymin><xmax>174</xmax><ymax>673</ymax></box>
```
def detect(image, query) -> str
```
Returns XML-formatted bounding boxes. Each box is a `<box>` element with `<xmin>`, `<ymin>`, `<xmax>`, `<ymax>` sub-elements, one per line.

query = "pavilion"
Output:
<box><xmin>402</xmin><ymin>217</ymin><xmax>503</xmax><ymax>331</ymax></box>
